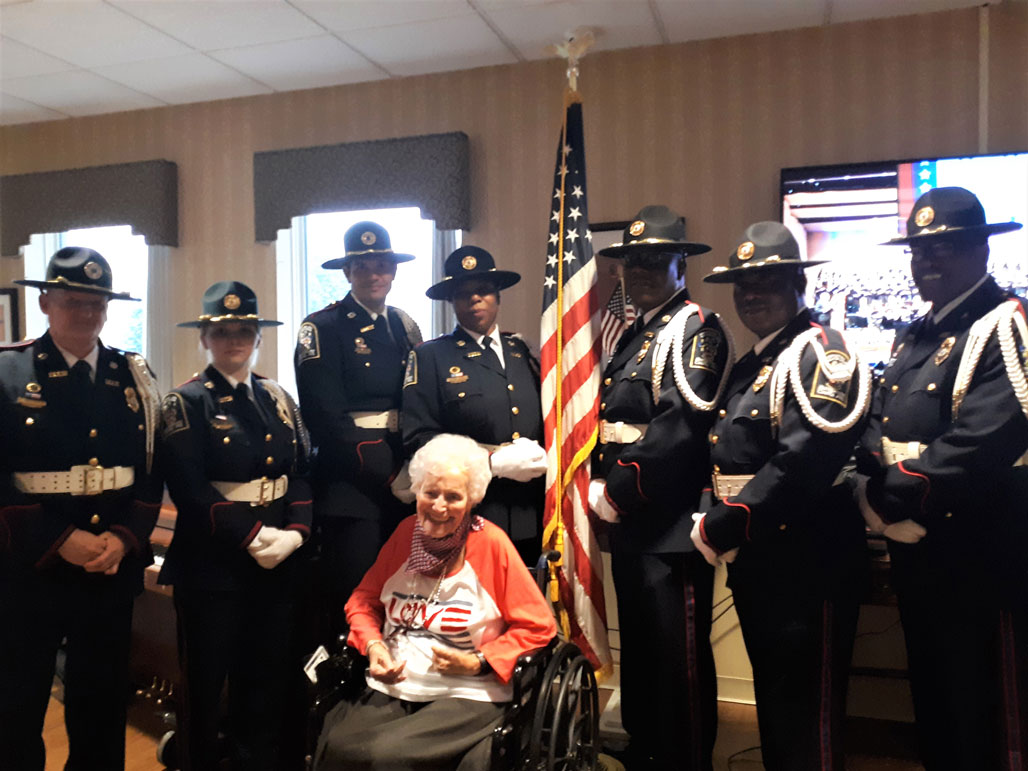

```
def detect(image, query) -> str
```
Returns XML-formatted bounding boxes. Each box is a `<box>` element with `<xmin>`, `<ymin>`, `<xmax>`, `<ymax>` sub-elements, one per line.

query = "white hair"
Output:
<box><xmin>409</xmin><ymin>434</ymin><xmax>492</xmax><ymax>507</ymax></box>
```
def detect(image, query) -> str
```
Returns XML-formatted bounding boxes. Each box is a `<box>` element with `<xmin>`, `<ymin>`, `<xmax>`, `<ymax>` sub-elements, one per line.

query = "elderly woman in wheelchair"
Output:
<box><xmin>313</xmin><ymin>433</ymin><xmax>558</xmax><ymax>771</ymax></box>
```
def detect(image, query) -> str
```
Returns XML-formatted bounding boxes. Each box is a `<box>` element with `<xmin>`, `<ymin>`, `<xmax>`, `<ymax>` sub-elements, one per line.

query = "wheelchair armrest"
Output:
<box><xmin>314</xmin><ymin>646</ymin><xmax>368</xmax><ymax>702</ymax></box>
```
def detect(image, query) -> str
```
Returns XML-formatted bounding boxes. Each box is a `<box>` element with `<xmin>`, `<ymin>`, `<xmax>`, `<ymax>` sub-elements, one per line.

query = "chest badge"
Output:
<box><xmin>354</xmin><ymin>337</ymin><xmax>372</xmax><ymax>355</ymax></box>
<box><xmin>124</xmin><ymin>387</ymin><xmax>140</xmax><ymax>413</ymax></box>
<box><xmin>753</xmin><ymin>365</ymin><xmax>773</xmax><ymax>392</ymax></box>
<box><xmin>446</xmin><ymin>366</ymin><xmax>469</xmax><ymax>384</ymax></box>
<box><xmin>934</xmin><ymin>336</ymin><xmax>956</xmax><ymax>366</ymax></box>
<box><xmin>26</xmin><ymin>382</ymin><xmax>42</xmax><ymax>394</ymax></box>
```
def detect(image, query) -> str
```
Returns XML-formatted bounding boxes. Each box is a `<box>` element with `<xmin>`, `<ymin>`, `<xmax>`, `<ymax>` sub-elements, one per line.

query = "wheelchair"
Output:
<box><xmin>307</xmin><ymin>551</ymin><xmax>600</xmax><ymax>771</ymax></box>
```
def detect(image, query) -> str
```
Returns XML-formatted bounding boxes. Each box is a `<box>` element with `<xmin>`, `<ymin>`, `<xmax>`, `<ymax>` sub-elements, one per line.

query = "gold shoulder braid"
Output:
<box><xmin>125</xmin><ymin>353</ymin><xmax>161</xmax><ymax>473</ymax></box>
<box><xmin>260</xmin><ymin>379</ymin><xmax>311</xmax><ymax>458</ymax></box>
<box><xmin>650</xmin><ymin>305</ymin><xmax>735</xmax><ymax>412</ymax></box>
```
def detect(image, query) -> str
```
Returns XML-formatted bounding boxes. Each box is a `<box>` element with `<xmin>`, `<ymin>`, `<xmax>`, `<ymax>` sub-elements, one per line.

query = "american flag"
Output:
<box><xmin>600</xmin><ymin>277</ymin><xmax>637</xmax><ymax>362</ymax></box>
<box><xmin>540</xmin><ymin>95</ymin><xmax>613</xmax><ymax>676</ymax></box>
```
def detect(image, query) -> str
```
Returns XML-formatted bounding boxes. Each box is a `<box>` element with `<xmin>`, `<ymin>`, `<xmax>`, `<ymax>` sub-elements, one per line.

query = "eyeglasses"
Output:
<box><xmin>207</xmin><ymin>326</ymin><xmax>259</xmax><ymax>342</ymax></box>
<box><xmin>623</xmin><ymin>252</ymin><xmax>678</xmax><ymax>270</ymax></box>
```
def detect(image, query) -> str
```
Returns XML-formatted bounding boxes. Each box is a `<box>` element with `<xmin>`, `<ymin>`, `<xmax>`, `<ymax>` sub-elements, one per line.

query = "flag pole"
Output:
<box><xmin>547</xmin><ymin>28</ymin><xmax>594</xmax><ymax>631</ymax></box>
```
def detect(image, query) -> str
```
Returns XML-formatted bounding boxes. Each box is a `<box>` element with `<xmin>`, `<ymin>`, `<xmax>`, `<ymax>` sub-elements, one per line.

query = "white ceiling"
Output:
<box><xmin>0</xmin><ymin>0</ymin><xmax>1000</xmax><ymax>126</ymax></box>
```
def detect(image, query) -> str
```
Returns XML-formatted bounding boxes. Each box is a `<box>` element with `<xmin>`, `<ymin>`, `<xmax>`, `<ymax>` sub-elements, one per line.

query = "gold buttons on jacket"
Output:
<box><xmin>945</xmin><ymin>512</ymin><xmax>953</xmax><ymax>519</ymax></box>
<box><xmin>458</xmin><ymin>392</ymin><xmax>466</xmax><ymax>398</ymax></box>
<box><xmin>604</xmin><ymin>377</ymin><xmax>612</xmax><ymax>386</ymax></box>
<box><xmin>630</xmin><ymin>371</ymin><xmax>637</xmax><ymax>378</ymax></box>
<box><xmin>883</xmin><ymin>416</ymin><xmax>890</xmax><ymax>424</ymax></box>
<box><xmin>710</xmin><ymin>435</ymin><xmax>719</xmax><ymax>445</ymax></box>
<box><xmin>891</xmin><ymin>385</ymin><xmax>899</xmax><ymax>393</ymax></box>
<box><xmin>512</xmin><ymin>432</ymin><xmax>520</xmax><ymax>440</ymax></box>
<box><xmin>718</xmin><ymin>409</ymin><xmax>726</xmax><ymax>418</ymax></box>
<box><xmin>223</xmin><ymin>437</ymin><xmax>231</xmax><ymax>445</ymax></box>
<box><xmin>507</xmin><ymin>384</ymin><xmax>514</xmax><ymax>392</ymax></box>
<box><xmin>511</xmin><ymin>407</ymin><xmax>519</xmax><ymax>415</ymax></box>
<box><xmin>90</xmin><ymin>514</ymin><xmax>100</xmax><ymax>525</ymax></box>
<box><xmin>138</xmin><ymin>424</ymin><xmax>144</xmax><ymax>431</ymax></box>
<box><xmin>600</xmin><ymin>402</ymin><xmax>606</xmax><ymax>410</ymax></box>
<box><xmin>25</xmin><ymin>417</ymin><xmax>34</xmax><ymax>426</ymax></box>
<box><xmin>89</xmin><ymin>428</ymin><xmax>98</xmax><ymax>438</ymax></box>
<box><xmin>265</xmin><ymin>434</ymin><xmax>272</xmax><ymax>442</ymax></box>
<box><xmin>598</xmin><ymin>452</ymin><xmax>604</xmax><ymax>462</ymax></box>
<box><xmin>927</xmin><ymin>383</ymin><xmax>937</xmax><ymax>391</ymax></box>
<box><xmin>779</xmin><ymin>524</ymin><xmax>787</xmax><ymax>531</ymax></box>
<box><xmin>265</xmin><ymin>456</ymin><xmax>274</xmax><ymax>466</ymax></box>
<box><xmin>750</xmin><ymin>409</ymin><xmax>759</xmax><ymax>417</ymax></box>
<box><xmin>88</xmin><ymin>458</ymin><xmax>99</xmax><ymax>467</ymax></box>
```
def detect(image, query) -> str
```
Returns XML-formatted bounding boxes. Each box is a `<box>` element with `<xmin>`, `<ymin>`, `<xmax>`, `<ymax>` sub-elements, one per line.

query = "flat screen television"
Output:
<box><xmin>781</xmin><ymin>151</ymin><xmax>1027</xmax><ymax>367</ymax></box>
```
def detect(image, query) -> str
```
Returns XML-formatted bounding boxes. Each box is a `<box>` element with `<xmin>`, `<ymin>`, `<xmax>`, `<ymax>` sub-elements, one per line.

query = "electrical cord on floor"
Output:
<box><xmin>727</xmin><ymin>744</ymin><xmax>763</xmax><ymax>768</ymax></box>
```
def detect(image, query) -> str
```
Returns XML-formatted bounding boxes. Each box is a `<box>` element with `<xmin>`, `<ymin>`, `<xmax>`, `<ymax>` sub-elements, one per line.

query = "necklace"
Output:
<box><xmin>393</xmin><ymin>549</ymin><xmax>462</xmax><ymax>635</ymax></box>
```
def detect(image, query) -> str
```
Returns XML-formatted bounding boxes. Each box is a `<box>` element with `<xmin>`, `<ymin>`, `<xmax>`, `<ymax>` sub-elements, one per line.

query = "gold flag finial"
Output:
<box><xmin>548</xmin><ymin>28</ymin><xmax>596</xmax><ymax>92</ymax></box>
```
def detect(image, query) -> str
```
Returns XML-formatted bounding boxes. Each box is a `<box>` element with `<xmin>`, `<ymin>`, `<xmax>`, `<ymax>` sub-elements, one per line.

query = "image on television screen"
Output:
<box><xmin>781</xmin><ymin>152</ymin><xmax>1027</xmax><ymax>369</ymax></box>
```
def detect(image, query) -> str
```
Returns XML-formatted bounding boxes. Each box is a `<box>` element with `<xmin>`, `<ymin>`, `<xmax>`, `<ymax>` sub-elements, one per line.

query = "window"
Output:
<box><xmin>276</xmin><ymin>206</ymin><xmax>459</xmax><ymax>396</ymax></box>
<box><xmin>22</xmin><ymin>225</ymin><xmax>149</xmax><ymax>355</ymax></box>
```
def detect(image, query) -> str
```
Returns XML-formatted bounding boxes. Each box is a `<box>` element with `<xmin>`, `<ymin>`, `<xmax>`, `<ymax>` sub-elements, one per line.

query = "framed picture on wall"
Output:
<box><xmin>0</xmin><ymin>288</ymin><xmax>21</xmax><ymax>344</ymax></box>
<box><xmin>591</xmin><ymin>221</ymin><xmax>630</xmax><ymax>303</ymax></box>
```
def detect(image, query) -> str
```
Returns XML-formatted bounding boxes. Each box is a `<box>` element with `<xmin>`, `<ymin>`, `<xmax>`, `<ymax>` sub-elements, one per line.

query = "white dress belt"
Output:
<box><xmin>13</xmin><ymin>466</ymin><xmax>134</xmax><ymax>496</ymax></box>
<box><xmin>211</xmin><ymin>475</ymin><xmax>289</xmax><ymax>506</ymax></box>
<box><xmin>881</xmin><ymin>438</ymin><xmax>928</xmax><ymax>465</ymax></box>
<box><xmin>349</xmin><ymin>410</ymin><xmax>399</xmax><ymax>432</ymax></box>
<box><xmin>598</xmin><ymin>420</ymin><xmax>648</xmax><ymax>444</ymax></box>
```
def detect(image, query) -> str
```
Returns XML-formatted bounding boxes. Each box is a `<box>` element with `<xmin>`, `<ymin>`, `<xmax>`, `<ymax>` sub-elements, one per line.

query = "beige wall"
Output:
<box><xmin>1</xmin><ymin>5</ymin><xmax>1025</xmax><ymax>386</ymax></box>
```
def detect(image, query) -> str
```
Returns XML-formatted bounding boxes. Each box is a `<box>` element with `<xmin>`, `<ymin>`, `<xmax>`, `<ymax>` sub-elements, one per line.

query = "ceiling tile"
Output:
<box><xmin>94</xmin><ymin>53</ymin><xmax>272</xmax><ymax>104</ymax></box>
<box><xmin>0</xmin><ymin>36</ymin><xmax>77</xmax><ymax>80</ymax></box>
<box><xmin>0</xmin><ymin>70</ymin><xmax>165</xmax><ymax>116</ymax></box>
<box><xmin>109</xmin><ymin>0</ymin><xmax>325</xmax><ymax>50</ymax></box>
<box><xmin>830</xmin><ymin>0</ymin><xmax>987</xmax><ymax>24</ymax></box>
<box><xmin>339</xmin><ymin>15</ymin><xmax>515</xmax><ymax>77</ymax></box>
<box><xmin>480</xmin><ymin>0</ymin><xmax>660</xmax><ymax>61</ymax></box>
<box><xmin>0</xmin><ymin>2</ymin><xmax>192</xmax><ymax>68</ymax></box>
<box><xmin>211</xmin><ymin>35</ymin><xmax>387</xmax><ymax>92</ymax></box>
<box><xmin>656</xmin><ymin>0</ymin><xmax>824</xmax><ymax>43</ymax></box>
<box><xmin>292</xmin><ymin>0</ymin><xmax>471</xmax><ymax>33</ymax></box>
<box><xmin>0</xmin><ymin>91</ymin><xmax>66</xmax><ymax>125</ymax></box>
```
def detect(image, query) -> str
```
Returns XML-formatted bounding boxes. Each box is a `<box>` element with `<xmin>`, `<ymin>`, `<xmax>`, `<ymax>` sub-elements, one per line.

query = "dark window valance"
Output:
<box><xmin>0</xmin><ymin>160</ymin><xmax>178</xmax><ymax>256</ymax></box>
<box><xmin>253</xmin><ymin>132</ymin><xmax>470</xmax><ymax>243</ymax></box>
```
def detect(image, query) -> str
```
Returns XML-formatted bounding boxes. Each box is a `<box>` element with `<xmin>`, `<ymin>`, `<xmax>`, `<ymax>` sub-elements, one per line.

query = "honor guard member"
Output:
<box><xmin>589</xmin><ymin>206</ymin><xmax>732</xmax><ymax>770</ymax></box>
<box><xmin>401</xmin><ymin>246</ymin><xmax>546</xmax><ymax>564</ymax></box>
<box><xmin>159</xmin><ymin>282</ymin><xmax>312</xmax><ymax>770</ymax></box>
<box><xmin>0</xmin><ymin>248</ymin><xmax>162</xmax><ymax>770</ymax></box>
<box><xmin>855</xmin><ymin>187</ymin><xmax>1028</xmax><ymax>770</ymax></box>
<box><xmin>295</xmin><ymin>221</ymin><xmax>422</xmax><ymax>632</ymax></box>
<box><xmin>692</xmin><ymin>222</ymin><xmax>871</xmax><ymax>770</ymax></box>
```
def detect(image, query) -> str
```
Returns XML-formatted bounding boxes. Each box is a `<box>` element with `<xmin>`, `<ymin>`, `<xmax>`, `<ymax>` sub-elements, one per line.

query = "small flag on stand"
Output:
<box><xmin>600</xmin><ymin>277</ymin><xmax>637</xmax><ymax>362</ymax></box>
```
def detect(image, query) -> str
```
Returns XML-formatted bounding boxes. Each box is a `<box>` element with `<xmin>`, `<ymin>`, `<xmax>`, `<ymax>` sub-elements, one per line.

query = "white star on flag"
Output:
<box><xmin>572</xmin><ymin>185</ymin><xmax>584</xmax><ymax>198</ymax></box>
<box><xmin>564</xmin><ymin>250</ymin><xmax>576</xmax><ymax>263</ymax></box>
<box><xmin>566</xmin><ymin>228</ymin><xmax>579</xmax><ymax>243</ymax></box>
<box><xmin>568</xmin><ymin>207</ymin><xmax>582</xmax><ymax>221</ymax></box>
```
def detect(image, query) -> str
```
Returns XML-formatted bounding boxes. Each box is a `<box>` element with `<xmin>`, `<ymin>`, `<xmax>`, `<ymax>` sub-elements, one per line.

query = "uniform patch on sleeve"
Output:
<box><xmin>810</xmin><ymin>349</ymin><xmax>852</xmax><ymax>408</ymax></box>
<box><xmin>403</xmin><ymin>351</ymin><xmax>418</xmax><ymax>388</ymax></box>
<box><xmin>161</xmin><ymin>392</ymin><xmax>189</xmax><ymax>438</ymax></box>
<box><xmin>689</xmin><ymin>329</ymin><xmax>720</xmax><ymax>372</ymax></box>
<box><xmin>296</xmin><ymin>322</ymin><xmax>320</xmax><ymax>364</ymax></box>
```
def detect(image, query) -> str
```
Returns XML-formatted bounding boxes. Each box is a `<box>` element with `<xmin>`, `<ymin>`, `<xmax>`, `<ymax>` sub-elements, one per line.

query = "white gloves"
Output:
<box><xmin>390</xmin><ymin>462</ymin><xmax>416</xmax><ymax>503</ymax></box>
<box><xmin>247</xmin><ymin>526</ymin><xmax>303</xmax><ymax>569</ymax></box>
<box><xmin>489</xmin><ymin>438</ymin><xmax>548</xmax><ymax>483</ymax></box>
<box><xmin>588</xmin><ymin>479</ymin><xmax>620</xmax><ymax>523</ymax></box>
<box><xmin>690</xmin><ymin>513</ymin><xmax>739</xmax><ymax>568</ymax></box>
<box><xmin>854</xmin><ymin>474</ymin><xmax>928</xmax><ymax>544</ymax></box>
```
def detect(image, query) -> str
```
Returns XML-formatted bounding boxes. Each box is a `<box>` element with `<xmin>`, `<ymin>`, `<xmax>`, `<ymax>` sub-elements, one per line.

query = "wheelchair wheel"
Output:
<box><xmin>527</xmin><ymin>642</ymin><xmax>599</xmax><ymax>771</ymax></box>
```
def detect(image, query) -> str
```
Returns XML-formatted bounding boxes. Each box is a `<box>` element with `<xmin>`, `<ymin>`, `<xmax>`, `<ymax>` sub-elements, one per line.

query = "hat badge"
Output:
<box><xmin>461</xmin><ymin>255</ymin><xmax>478</xmax><ymax>271</ymax></box>
<box><xmin>361</xmin><ymin>231</ymin><xmax>377</xmax><ymax>246</ymax></box>
<box><xmin>737</xmin><ymin>241</ymin><xmax>755</xmax><ymax>261</ymax></box>
<box><xmin>914</xmin><ymin>206</ymin><xmax>935</xmax><ymax>228</ymax></box>
<box><xmin>83</xmin><ymin>261</ymin><xmax>103</xmax><ymax>280</ymax></box>
<box><xmin>223</xmin><ymin>294</ymin><xmax>241</xmax><ymax>310</ymax></box>
<box><xmin>629</xmin><ymin>220</ymin><xmax>646</xmax><ymax>237</ymax></box>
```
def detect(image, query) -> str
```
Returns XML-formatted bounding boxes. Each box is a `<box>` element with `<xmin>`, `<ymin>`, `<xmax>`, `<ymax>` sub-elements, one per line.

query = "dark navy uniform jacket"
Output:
<box><xmin>402</xmin><ymin>327</ymin><xmax>543</xmax><ymax>544</ymax></box>
<box><xmin>592</xmin><ymin>289</ymin><xmax>730</xmax><ymax>554</ymax></box>
<box><xmin>295</xmin><ymin>292</ymin><xmax>420</xmax><ymax>519</ymax></box>
<box><xmin>0</xmin><ymin>332</ymin><xmax>162</xmax><ymax>595</ymax></box>
<box><xmin>701</xmin><ymin>310</ymin><xmax>868</xmax><ymax>591</ymax></box>
<box><xmin>158</xmin><ymin>366</ymin><xmax>312</xmax><ymax>592</ymax></box>
<box><xmin>856</xmin><ymin>277</ymin><xmax>1028</xmax><ymax>588</ymax></box>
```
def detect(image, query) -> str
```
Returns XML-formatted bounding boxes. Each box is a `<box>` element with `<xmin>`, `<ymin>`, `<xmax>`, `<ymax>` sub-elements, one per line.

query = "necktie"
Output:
<box><xmin>481</xmin><ymin>338</ymin><xmax>502</xmax><ymax>370</ymax></box>
<box><xmin>69</xmin><ymin>360</ymin><xmax>94</xmax><ymax>414</ymax></box>
<box><xmin>235</xmin><ymin>382</ymin><xmax>266</xmax><ymax>428</ymax></box>
<box><xmin>71</xmin><ymin>359</ymin><xmax>93</xmax><ymax>386</ymax></box>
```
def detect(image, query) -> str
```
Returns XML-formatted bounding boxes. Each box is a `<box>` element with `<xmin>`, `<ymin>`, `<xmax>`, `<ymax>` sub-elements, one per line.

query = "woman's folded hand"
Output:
<box><xmin>431</xmin><ymin>645</ymin><xmax>481</xmax><ymax>677</ymax></box>
<box><xmin>368</xmin><ymin>643</ymin><xmax>407</xmax><ymax>683</ymax></box>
